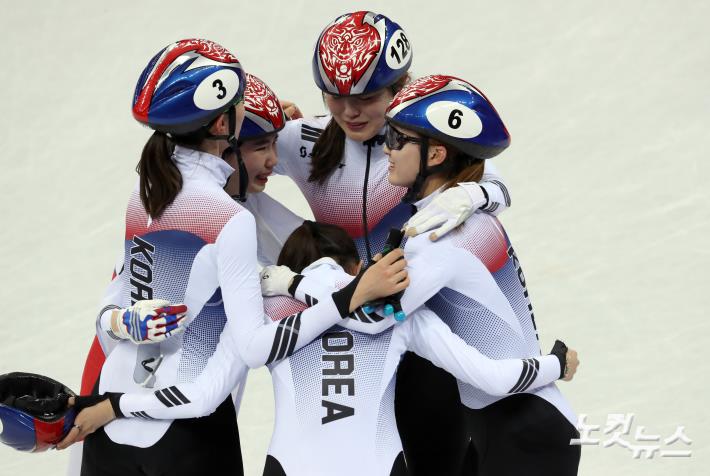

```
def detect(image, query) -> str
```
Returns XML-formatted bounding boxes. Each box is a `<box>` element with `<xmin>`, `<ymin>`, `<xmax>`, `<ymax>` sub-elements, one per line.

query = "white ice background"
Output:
<box><xmin>0</xmin><ymin>1</ymin><xmax>708</xmax><ymax>475</ymax></box>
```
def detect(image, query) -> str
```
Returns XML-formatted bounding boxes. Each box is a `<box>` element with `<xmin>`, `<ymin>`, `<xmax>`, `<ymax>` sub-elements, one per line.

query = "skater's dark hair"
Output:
<box><xmin>277</xmin><ymin>221</ymin><xmax>360</xmax><ymax>274</ymax></box>
<box><xmin>137</xmin><ymin>127</ymin><xmax>214</xmax><ymax>219</ymax></box>
<box><xmin>309</xmin><ymin>74</ymin><xmax>410</xmax><ymax>185</ymax></box>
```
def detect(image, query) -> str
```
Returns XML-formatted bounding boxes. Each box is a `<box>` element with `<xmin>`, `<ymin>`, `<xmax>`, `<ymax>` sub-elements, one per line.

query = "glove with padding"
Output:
<box><xmin>111</xmin><ymin>299</ymin><xmax>187</xmax><ymax>344</ymax></box>
<box><xmin>405</xmin><ymin>183</ymin><xmax>488</xmax><ymax>241</ymax></box>
<box><xmin>260</xmin><ymin>265</ymin><xmax>298</xmax><ymax>297</ymax></box>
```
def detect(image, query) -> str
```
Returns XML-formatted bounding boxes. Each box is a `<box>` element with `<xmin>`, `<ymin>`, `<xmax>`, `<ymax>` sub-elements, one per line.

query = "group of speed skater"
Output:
<box><xmin>0</xmin><ymin>10</ymin><xmax>584</xmax><ymax>476</ymax></box>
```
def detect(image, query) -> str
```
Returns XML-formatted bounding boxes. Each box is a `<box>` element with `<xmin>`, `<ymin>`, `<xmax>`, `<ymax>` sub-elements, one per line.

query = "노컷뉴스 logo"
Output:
<box><xmin>572</xmin><ymin>413</ymin><xmax>692</xmax><ymax>459</ymax></box>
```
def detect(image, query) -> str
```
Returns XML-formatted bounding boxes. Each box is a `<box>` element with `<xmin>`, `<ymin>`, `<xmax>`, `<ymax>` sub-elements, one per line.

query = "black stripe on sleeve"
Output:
<box><xmin>284</xmin><ymin>313</ymin><xmax>303</xmax><ymax>358</ymax></box>
<box><xmin>266</xmin><ymin>320</ymin><xmax>286</xmax><ymax>364</ymax></box>
<box><xmin>518</xmin><ymin>359</ymin><xmax>540</xmax><ymax>392</ymax></box>
<box><xmin>275</xmin><ymin>315</ymin><xmax>297</xmax><ymax>362</ymax></box>
<box><xmin>348</xmin><ymin>307</ymin><xmax>385</xmax><ymax>323</ymax></box>
<box><xmin>508</xmin><ymin>360</ymin><xmax>528</xmax><ymax>393</ymax></box>
<box><xmin>518</xmin><ymin>359</ymin><xmax>537</xmax><ymax>392</ymax></box>
<box><xmin>131</xmin><ymin>411</ymin><xmax>155</xmax><ymax>420</ymax></box>
<box><xmin>355</xmin><ymin>308</ymin><xmax>372</xmax><ymax>323</ymax></box>
<box><xmin>302</xmin><ymin>124</ymin><xmax>324</xmax><ymax>134</ymax></box>
<box><xmin>483</xmin><ymin>202</ymin><xmax>499</xmax><ymax>213</ymax></box>
<box><xmin>301</xmin><ymin>135</ymin><xmax>319</xmax><ymax>143</ymax></box>
<box><xmin>154</xmin><ymin>389</ymin><xmax>174</xmax><ymax>407</ymax></box>
<box><xmin>160</xmin><ymin>388</ymin><xmax>183</xmax><ymax>407</ymax></box>
<box><xmin>511</xmin><ymin>358</ymin><xmax>539</xmax><ymax>393</ymax></box>
<box><xmin>168</xmin><ymin>386</ymin><xmax>191</xmax><ymax>405</ymax></box>
<box><xmin>509</xmin><ymin>360</ymin><xmax>532</xmax><ymax>393</ymax></box>
<box><xmin>301</xmin><ymin>125</ymin><xmax>323</xmax><ymax>143</ymax></box>
<box><xmin>267</xmin><ymin>314</ymin><xmax>300</xmax><ymax>365</ymax></box>
<box><xmin>489</xmin><ymin>180</ymin><xmax>511</xmax><ymax>207</ymax></box>
<box><xmin>301</xmin><ymin>125</ymin><xmax>324</xmax><ymax>142</ymax></box>
<box><xmin>367</xmin><ymin>311</ymin><xmax>385</xmax><ymax>322</ymax></box>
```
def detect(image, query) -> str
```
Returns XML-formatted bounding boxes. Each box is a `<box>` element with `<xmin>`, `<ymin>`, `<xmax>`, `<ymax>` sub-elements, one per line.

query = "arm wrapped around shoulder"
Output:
<box><xmin>405</xmin><ymin>185</ymin><xmax>487</xmax><ymax>241</ymax></box>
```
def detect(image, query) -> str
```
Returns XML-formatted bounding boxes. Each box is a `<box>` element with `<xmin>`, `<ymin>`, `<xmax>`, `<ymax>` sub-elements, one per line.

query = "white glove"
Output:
<box><xmin>110</xmin><ymin>299</ymin><xmax>187</xmax><ymax>344</ymax></box>
<box><xmin>260</xmin><ymin>265</ymin><xmax>297</xmax><ymax>297</ymax></box>
<box><xmin>405</xmin><ymin>183</ymin><xmax>488</xmax><ymax>240</ymax></box>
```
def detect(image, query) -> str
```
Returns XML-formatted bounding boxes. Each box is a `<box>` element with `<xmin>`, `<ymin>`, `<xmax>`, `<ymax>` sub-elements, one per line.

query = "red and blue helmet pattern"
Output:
<box><xmin>0</xmin><ymin>372</ymin><xmax>76</xmax><ymax>452</ymax></box>
<box><xmin>132</xmin><ymin>39</ymin><xmax>246</xmax><ymax>135</ymax></box>
<box><xmin>386</xmin><ymin>75</ymin><xmax>511</xmax><ymax>159</ymax></box>
<box><xmin>239</xmin><ymin>74</ymin><xmax>286</xmax><ymax>142</ymax></box>
<box><xmin>313</xmin><ymin>11</ymin><xmax>412</xmax><ymax>96</ymax></box>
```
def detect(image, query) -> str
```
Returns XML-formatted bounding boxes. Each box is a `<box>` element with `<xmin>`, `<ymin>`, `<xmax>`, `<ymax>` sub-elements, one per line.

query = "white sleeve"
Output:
<box><xmin>241</xmin><ymin>192</ymin><xmax>304</xmax><ymax>266</ymax></box>
<box><xmin>293</xmin><ymin>273</ymin><xmax>395</xmax><ymax>335</ymax></box>
<box><xmin>95</xmin><ymin>249</ymin><xmax>127</xmax><ymax>357</ymax></box>
<box><xmin>478</xmin><ymin>161</ymin><xmax>511</xmax><ymax>216</ymax></box>
<box><xmin>218</xmin><ymin>212</ymin><xmax>346</xmax><ymax>369</ymax></box>
<box><xmin>398</xmin><ymin>240</ymin><xmax>457</xmax><ymax>316</ymax></box>
<box><xmin>274</xmin><ymin>119</ymin><xmax>303</xmax><ymax>177</ymax></box>
<box><xmin>405</xmin><ymin>308</ymin><xmax>561</xmax><ymax>395</ymax></box>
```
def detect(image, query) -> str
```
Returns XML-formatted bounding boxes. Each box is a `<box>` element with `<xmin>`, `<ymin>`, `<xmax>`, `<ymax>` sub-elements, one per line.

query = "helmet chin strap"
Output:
<box><xmin>206</xmin><ymin>106</ymin><xmax>248</xmax><ymax>202</ymax></box>
<box><xmin>401</xmin><ymin>138</ymin><xmax>454</xmax><ymax>204</ymax></box>
<box><xmin>223</xmin><ymin>145</ymin><xmax>248</xmax><ymax>202</ymax></box>
<box><xmin>402</xmin><ymin>137</ymin><xmax>430</xmax><ymax>203</ymax></box>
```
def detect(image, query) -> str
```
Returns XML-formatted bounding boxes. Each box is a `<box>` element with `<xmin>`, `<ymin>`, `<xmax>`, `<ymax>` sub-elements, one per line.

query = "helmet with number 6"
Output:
<box><xmin>132</xmin><ymin>39</ymin><xmax>246</xmax><ymax>135</ymax></box>
<box><xmin>385</xmin><ymin>75</ymin><xmax>510</xmax><ymax>159</ymax></box>
<box><xmin>238</xmin><ymin>73</ymin><xmax>286</xmax><ymax>142</ymax></box>
<box><xmin>0</xmin><ymin>372</ymin><xmax>76</xmax><ymax>452</ymax></box>
<box><xmin>313</xmin><ymin>11</ymin><xmax>412</xmax><ymax>96</ymax></box>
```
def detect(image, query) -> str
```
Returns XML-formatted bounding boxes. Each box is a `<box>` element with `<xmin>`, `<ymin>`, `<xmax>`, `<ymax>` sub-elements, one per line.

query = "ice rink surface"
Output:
<box><xmin>0</xmin><ymin>0</ymin><xmax>707</xmax><ymax>474</ymax></box>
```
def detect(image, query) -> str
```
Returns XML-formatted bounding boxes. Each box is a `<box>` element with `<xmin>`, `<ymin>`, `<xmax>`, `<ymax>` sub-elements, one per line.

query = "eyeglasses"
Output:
<box><xmin>385</xmin><ymin>124</ymin><xmax>425</xmax><ymax>151</ymax></box>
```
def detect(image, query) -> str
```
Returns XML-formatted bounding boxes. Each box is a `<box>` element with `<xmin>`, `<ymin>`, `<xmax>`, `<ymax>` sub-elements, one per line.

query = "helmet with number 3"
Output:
<box><xmin>132</xmin><ymin>39</ymin><xmax>246</xmax><ymax>135</ymax></box>
<box><xmin>313</xmin><ymin>11</ymin><xmax>412</xmax><ymax>96</ymax></box>
<box><xmin>238</xmin><ymin>73</ymin><xmax>286</xmax><ymax>142</ymax></box>
<box><xmin>0</xmin><ymin>372</ymin><xmax>76</xmax><ymax>452</ymax></box>
<box><xmin>386</xmin><ymin>75</ymin><xmax>510</xmax><ymax>159</ymax></box>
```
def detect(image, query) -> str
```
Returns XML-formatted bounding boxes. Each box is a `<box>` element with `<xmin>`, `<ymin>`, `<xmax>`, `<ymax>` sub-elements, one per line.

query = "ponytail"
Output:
<box><xmin>308</xmin><ymin>120</ymin><xmax>346</xmax><ymax>184</ymax></box>
<box><xmin>137</xmin><ymin>131</ymin><xmax>180</xmax><ymax>219</ymax></box>
<box><xmin>136</xmin><ymin>125</ymin><xmax>217</xmax><ymax>218</ymax></box>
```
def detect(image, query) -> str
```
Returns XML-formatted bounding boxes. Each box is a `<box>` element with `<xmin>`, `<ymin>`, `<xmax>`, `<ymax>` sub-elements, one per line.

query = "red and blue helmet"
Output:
<box><xmin>132</xmin><ymin>39</ymin><xmax>246</xmax><ymax>135</ymax></box>
<box><xmin>386</xmin><ymin>75</ymin><xmax>510</xmax><ymax>159</ymax></box>
<box><xmin>238</xmin><ymin>74</ymin><xmax>286</xmax><ymax>142</ymax></box>
<box><xmin>0</xmin><ymin>372</ymin><xmax>76</xmax><ymax>452</ymax></box>
<box><xmin>313</xmin><ymin>11</ymin><xmax>412</xmax><ymax>96</ymax></box>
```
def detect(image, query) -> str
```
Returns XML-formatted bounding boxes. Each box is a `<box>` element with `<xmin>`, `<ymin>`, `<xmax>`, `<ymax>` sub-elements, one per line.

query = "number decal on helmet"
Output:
<box><xmin>425</xmin><ymin>101</ymin><xmax>483</xmax><ymax>139</ymax></box>
<box><xmin>448</xmin><ymin>109</ymin><xmax>463</xmax><ymax>129</ymax></box>
<box><xmin>385</xmin><ymin>30</ymin><xmax>411</xmax><ymax>69</ymax></box>
<box><xmin>213</xmin><ymin>79</ymin><xmax>227</xmax><ymax>100</ymax></box>
<box><xmin>194</xmin><ymin>69</ymin><xmax>241</xmax><ymax>111</ymax></box>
